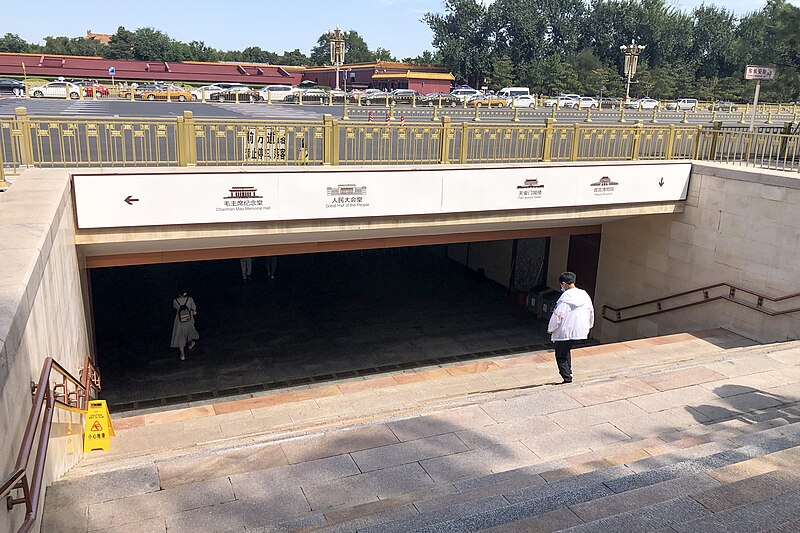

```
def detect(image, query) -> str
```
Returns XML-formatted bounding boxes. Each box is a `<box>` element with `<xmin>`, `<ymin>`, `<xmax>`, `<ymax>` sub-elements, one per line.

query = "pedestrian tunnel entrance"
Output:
<box><xmin>90</xmin><ymin>234</ymin><xmax>601</xmax><ymax>412</ymax></box>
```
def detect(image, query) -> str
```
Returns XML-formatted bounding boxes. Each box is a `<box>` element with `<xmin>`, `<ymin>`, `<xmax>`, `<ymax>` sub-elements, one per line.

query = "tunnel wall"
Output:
<box><xmin>595</xmin><ymin>162</ymin><xmax>800</xmax><ymax>343</ymax></box>
<box><xmin>0</xmin><ymin>170</ymin><xmax>90</xmax><ymax>532</ymax></box>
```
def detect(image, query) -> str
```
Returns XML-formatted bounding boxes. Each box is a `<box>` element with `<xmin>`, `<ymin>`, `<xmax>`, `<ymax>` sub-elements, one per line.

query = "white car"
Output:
<box><xmin>258</xmin><ymin>85</ymin><xmax>295</xmax><ymax>102</ymax></box>
<box><xmin>666</xmin><ymin>98</ymin><xmax>698</xmax><ymax>111</ymax></box>
<box><xmin>624</xmin><ymin>98</ymin><xmax>660</xmax><ymax>110</ymax></box>
<box><xmin>542</xmin><ymin>94</ymin><xmax>580</xmax><ymax>108</ymax></box>
<box><xmin>508</xmin><ymin>95</ymin><xmax>536</xmax><ymax>108</ymax></box>
<box><xmin>576</xmin><ymin>97</ymin><xmax>599</xmax><ymax>109</ymax></box>
<box><xmin>191</xmin><ymin>85</ymin><xmax>223</xmax><ymax>100</ymax></box>
<box><xmin>28</xmin><ymin>81</ymin><xmax>83</xmax><ymax>99</ymax></box>
<box><xmin>451</xmin><ymin>88</ymin><xmax>482</xmax><ymax>101</ymax></box>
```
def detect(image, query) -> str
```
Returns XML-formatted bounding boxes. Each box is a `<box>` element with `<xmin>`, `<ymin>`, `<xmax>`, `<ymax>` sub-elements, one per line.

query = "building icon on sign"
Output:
<box><xmin>327</xmin><ymin>184</ymin><xmax>367</xmax><ymax>196</ymax></box>
<box><xmin>590</xmin><ymin>176</ymin><xmax>619</xmax><ymax>187</ymax></box>
<box><xmin>224</xmin><ymin>187</ymin><xmax>263</xmax><ymax>199</ymax></box>
<box><xmin>517</xmin><ymin>178</ymin><xmax>544</xmax><ymax>189</ymax></box>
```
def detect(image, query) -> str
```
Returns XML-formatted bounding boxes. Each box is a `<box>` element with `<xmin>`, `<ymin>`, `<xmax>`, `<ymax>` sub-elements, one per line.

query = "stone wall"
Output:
<box><xmin>0</xmin><ymin>170</ymin><xmax>91</xmax><ymax>532</ymax></box>
<box><xmin>595</xmin><ymin>162</ymin><xmax>800</xmax><ymax>343</ymax></box>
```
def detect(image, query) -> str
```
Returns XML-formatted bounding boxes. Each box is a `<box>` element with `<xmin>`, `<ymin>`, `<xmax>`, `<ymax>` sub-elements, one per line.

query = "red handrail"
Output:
<box><xmin>1</xmin><ymin>356</ymin><xmax>100</xmax><ymax>533</ymax></box>
<box><xmin>602</xmin><ymin>283</ymin><xmax>800</xmax><ymax>323</ymax></box>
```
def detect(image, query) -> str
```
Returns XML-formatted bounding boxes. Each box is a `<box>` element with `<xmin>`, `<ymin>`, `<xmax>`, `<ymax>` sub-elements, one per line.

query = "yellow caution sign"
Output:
<box><xmin>83</xmin><ymin>400</ymin><xmax>115</xmax><ymax>452</ymax></box>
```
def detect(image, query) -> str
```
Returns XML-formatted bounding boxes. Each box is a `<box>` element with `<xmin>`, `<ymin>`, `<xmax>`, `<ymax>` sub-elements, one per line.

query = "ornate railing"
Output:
<box><xmin>1</xmin><ymin>356</ymin><xmax>100</xmax><ymax>533</ymax></box>
<box><xmin>602</xmin><ymin>283</ymin><xmax>800</xmax><ymax>323</ymax></box>
<box><xmin>1</xmin><ymin>108</ymin><xmax>799</xmax><ymax>175</ymax></box>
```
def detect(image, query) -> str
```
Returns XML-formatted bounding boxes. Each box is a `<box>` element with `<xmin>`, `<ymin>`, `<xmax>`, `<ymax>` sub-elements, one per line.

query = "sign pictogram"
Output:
<box><xmin>83</xmin><ymin>399</ymin><xmax>115</xmax><ymax>452</ymax></box>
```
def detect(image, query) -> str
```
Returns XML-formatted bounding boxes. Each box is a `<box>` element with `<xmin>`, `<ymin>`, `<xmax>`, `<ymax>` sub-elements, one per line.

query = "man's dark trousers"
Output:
<box><xmin>554</xmin><ymin>340</ymin><xmax>573</xmax><ymax>382</ymax></box>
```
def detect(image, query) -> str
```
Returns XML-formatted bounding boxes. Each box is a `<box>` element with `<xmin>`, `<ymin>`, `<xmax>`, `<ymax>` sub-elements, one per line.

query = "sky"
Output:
<box><xmin>1</xmin><ymin>0</ymin><xmax>797</xmax><ymax>61</ymax></box>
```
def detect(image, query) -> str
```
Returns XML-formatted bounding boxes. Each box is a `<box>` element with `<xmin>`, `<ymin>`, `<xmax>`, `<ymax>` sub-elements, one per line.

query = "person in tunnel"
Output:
<box><xmin>171</xmin><ymin>290</ymin><xmax>199</xmax><ymax>361</ymax></box>
<box><xmin>547</xmin><ymin>272</ymin><xmax>594</xmax><ymax>384</ymax></box>
<box><xmin>265</xmin><ymin>256</ymin><xmax>278</xmax><ymax>279</ymax></box>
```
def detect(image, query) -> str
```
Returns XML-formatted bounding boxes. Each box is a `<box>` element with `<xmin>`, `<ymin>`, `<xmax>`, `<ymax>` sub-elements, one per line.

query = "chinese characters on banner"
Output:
<box><xmin>247</xmin><ymin>127</ymin><xmax>287</xmax><ymax>163</ymax></box>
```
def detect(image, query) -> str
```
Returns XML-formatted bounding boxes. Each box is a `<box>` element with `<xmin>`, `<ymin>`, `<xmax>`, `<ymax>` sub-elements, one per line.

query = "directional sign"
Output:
<box><xmin>124</xmin><ymin>195</ymin><xmax>139</xmax><ymax>205</ymax></box>
<box><xmin>108</xmin><ymin>66</ymin><xmax>116</xmax><ymax>76</ymax></box>
<box><xmin>745</xmin><ymin>65</ymin><xmax>776</xmax><ymax>80</ymax></box>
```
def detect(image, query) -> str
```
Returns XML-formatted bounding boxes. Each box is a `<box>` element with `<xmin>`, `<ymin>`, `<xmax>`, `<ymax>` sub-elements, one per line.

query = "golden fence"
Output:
<box><xmin>1</xmin><ymin>109</ymin><xmax>798</xmax><ymax>176</ymax></box>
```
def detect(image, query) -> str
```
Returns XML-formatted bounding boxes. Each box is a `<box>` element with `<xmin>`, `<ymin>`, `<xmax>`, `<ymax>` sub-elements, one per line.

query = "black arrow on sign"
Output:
<box><xmin>658</xmin><ymin>177</ymin><xmax>665</xmax><ymax>187</ymax></box>
<box><xmin>124</xmin><ymin>195</ymin><xmax>139</xmax><ymax>205</ymax></box>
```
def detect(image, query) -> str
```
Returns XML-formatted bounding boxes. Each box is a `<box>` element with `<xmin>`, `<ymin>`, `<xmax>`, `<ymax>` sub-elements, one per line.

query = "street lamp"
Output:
<box><xmin>620</xmin><ymin>39</ymin><xmax>645</xmax><ymax>103</ymax></box>
<box><xmin>329</xmin><ymin>26</ymin><xmax>346</xmax><ymax>91</ymax></box>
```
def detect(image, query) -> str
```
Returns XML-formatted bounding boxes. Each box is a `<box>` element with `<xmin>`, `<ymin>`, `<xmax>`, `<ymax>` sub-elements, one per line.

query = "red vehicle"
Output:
<box><xmin>74</xmin><ymin>81</ymin><xmax>109</xmax><ymax>97</ymax></box>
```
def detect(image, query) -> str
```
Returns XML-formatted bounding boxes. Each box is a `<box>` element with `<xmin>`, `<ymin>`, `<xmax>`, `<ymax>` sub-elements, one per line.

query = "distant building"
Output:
<box><xmin>304</xmin><ymin>61</ymin><xmax>454</xmax><ymax>93</ymax></box>
<box><xmin>85</xmin><ymin>30</ymin><xmax>112</xmax><ymax>45</ymax></box>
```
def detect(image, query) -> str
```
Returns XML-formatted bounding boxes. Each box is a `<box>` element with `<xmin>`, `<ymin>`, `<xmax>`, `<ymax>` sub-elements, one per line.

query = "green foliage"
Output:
<box><xmin>309</xmin><ymin>30</ymin><xmax>378</xmax><ymax>66</ymax></box>
<box><xmin>0</xmin><ymin>33</ymin><xmax>32</xmax><ymax>53</ymax></box>
<box><xmin>490</xmin><ymin>55</ymin><xmax>514</xmax><ymax>89</ymax></box>
<box><xmin>425</xmin><ymin>0</ymin><xmax>800</xmax><ymax>100</ymax></box>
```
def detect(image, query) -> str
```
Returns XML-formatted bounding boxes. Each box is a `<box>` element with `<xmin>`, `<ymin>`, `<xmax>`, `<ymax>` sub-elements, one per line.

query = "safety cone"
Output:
<box><xmin>401</xmin><ymin>112</ymin><xmax>405</xmax><ymax>126</ymax></box>
<box><xmin>368</xmin><ymin>111</ymin><xmax>373</xmax><ymax>123</ymax></box>
<box><xmin>385</xmin><ymin>111</ymin><xmax>390</xmax><ymax>125</ymax></box>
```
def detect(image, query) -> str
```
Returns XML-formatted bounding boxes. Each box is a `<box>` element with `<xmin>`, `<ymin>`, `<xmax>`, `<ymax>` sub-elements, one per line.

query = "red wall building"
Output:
<box><xmin>0</xmin><ymin>53</ymin><xmax>454</xmax><ymax>92</ymax></box>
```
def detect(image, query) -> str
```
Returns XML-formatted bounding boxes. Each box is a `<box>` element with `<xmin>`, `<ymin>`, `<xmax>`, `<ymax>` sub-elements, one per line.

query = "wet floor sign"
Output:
<box><xmin>83</xmin><ymin>400</ymin><xmax>115</xmax><ymax>452</ymax></box>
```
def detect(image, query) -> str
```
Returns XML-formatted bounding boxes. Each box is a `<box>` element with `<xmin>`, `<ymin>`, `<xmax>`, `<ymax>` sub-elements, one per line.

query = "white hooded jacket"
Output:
<box><xmin>547</xmin><ymin>288</ymin><xmax>594</xmax><ymax>341</ymax></box>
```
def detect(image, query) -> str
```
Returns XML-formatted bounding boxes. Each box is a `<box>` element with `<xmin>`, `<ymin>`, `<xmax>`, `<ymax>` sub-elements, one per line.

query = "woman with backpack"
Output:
<box><xmin>171</xmin><ymin>290</ymin><xmax>199</xmax><ymax>361</ymax></box>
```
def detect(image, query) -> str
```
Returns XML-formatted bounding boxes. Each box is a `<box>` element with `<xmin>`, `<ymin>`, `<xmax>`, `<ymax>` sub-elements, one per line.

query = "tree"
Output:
<box><xmin>373</xmin><ymin>47</ymin><xmax>396</xmax><ymax>62</ymax></box>
<box><xmin>105</xmin><ymin>27</ymin><xmax>136</xmax><ymax>60</ymax></box>
<box><xmin>279</xmin><ymin>49</ymin><xmax>311</xmax><ymax>66</ymax></box>
<box><xmin>424</xmin><ymin>0</ymin><xmax>492</xmax><ymax>88</ymax></box>
<box><xmin>0</xmin><ymin>33</ymin><xmax>32</xmax><ymax>53</ymax></box>
<box><xmin>401</xmin><ymin>50</ymin><xmax>440</xmax><ymax>65</ymax></box>
<box><xmin>490</xmin><ymin>55</ymin><xmax>514</xmax><ymax>89</ymax></box>
<box><xmin>692</xmin><ymin>5</ymin><xmax>737</xmax><ymax>79</ymax></box>
<box><xmin>309</xmin><ymin>30</ymin><xmax>374</xmax><ymax>66</ymax></box>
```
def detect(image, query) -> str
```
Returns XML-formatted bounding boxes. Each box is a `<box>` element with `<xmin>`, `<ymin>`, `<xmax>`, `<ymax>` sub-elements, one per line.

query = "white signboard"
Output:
<box><xmin>745</xmin><ymin>65</ymin><xmax>776</xmax><ymax>80</ymax></box>
<box><xmin>72</xmin><ymin>163</ymin><xmax>691</xmax><ymax>229</ymax></box>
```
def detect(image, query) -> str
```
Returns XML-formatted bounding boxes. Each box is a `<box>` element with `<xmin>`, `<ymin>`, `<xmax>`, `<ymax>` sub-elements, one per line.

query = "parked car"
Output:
<box><xmin>597</xmin><ymin>97</ymin><xmax>621</xmax><ymax>109</ymax></box>
<box><xmin>542</xmin><ymin>94</ymin><xmax>580</xmax><ymax>108</ymax></box>
<box><xmin>0</xmin><ymin>77</ymin><xmax>26</xmax><ymax>96</ymax></box>
<box><xmin>469</xmin><ymin>94</ymin><xmax>509</xmax><ymax>107</ymax></box>
<box><xmin>138</xmin><ymin>84</ymin><xmax>192</xmax><ymax>101</ymax></box>
<box><xmin>575</xmin><ymin>97</ymin><xmax>599</xmax><ymax>109</ymax></box>
<box><xmin>119</xmin><ymin>83</ymin><xmax>163</xmax><ymax>99</ymax></box>
<box><xmin>497</xmin><ymin>87</ymin><xmax>531</xmax><ymax>99</ymax></box>
<box><xmin>360</xmin><ymin>91</ymin><xmax>391</xmax><ymax>105</ymax></box>
<box><xmin>709</xmin><ymin>101</ymin><xmax>738</xmax><ymax>112</ymax></box>
<box><xmin>624</xmin><ymin>98</ymin><xmax>660</xmax><ymax>110</ymax></box>
<box><xmin>190</xmin><ymin>85</ymin><xmax>223</xmax><ymax>100</ymax></box>
<box><xmin>666</xmin><ymin>98</ymin><xmax>698</xmax><ymax>111</ymax></box>
<box><xmin>258</xmin><ymin>84</ymin><xmax>295</xmax><ymax>102</ymax></box>
<box><xmin>285</xmin><ymin>88</ymin><xmax>329</xmax><ymax>103</ymax></box>
<box><xmin>508</xmin><ymin>95</ymin><xmax>536</xmax><ymax>108</ymax></box>
<box><xmin>215</xmin><ymin>86</ymin><xmax>260</xmax><ymax>102</ymax></box>
<box><xmin>417</xmin><ymin>93</ymin><xmax>460</xmax><ymax>107</ymax></box>
<box><xmin>451</xmin><ymin>88</ymin><xmax>482</xmax><ymax>101</ymax></box>
<box><xmin>28</xmin><ymin>81</ymin><xmax>83</xmax><ymax>99</ymax></box>
<box><xmin>74</xmin><ymin>81</ymin><xmax>109</xmax><ymax>97</ymax></box>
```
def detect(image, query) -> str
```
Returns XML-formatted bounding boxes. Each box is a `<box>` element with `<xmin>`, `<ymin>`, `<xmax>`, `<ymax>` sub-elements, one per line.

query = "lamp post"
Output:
<box><xmin>329</xmin><ymin>26</ymin><xmax>346</xmax><ymax>91</ymax></box>
<box><xmin>620</xmin><ymin>39</ymin><xmax>645</xmax><ymax>103</ymax></box>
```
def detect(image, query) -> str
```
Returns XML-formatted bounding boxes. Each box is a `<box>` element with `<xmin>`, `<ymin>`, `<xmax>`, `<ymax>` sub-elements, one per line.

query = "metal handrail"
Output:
<box><xmin>1</xmin><ymin>356</ymin><xmax>100</xmax><ymax>533</ymax></box>
<box><xmin>602</xmin><ymin>283</ymin><xmax>800</xmax><ymax>323</ymax></box>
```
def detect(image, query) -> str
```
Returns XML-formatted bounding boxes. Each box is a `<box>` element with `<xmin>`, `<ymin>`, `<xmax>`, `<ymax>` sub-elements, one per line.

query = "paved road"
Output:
<box><xmin>0</xmin><ymin>96</ymin><xmax>795</xmax><ymax>127</ymax></box>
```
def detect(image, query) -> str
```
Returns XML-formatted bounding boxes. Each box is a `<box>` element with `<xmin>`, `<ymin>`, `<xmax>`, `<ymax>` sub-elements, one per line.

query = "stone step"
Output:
<box><xmin>343</xmin><ymin>430</ymin><xmax>800</xmax><ymax>533</ymax></box>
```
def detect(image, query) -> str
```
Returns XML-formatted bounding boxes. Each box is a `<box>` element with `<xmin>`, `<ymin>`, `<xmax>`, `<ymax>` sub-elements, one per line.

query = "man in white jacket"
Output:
<box><xmin>547</xmin><ymin>272</ymin><xmax>594</xmax><ymax>383</ymax></box>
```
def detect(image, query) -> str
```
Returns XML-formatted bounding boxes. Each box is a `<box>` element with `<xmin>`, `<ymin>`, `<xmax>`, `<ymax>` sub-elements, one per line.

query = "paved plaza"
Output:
<box><xmin>42</xmin><ymin>329</ymin><xmax>800</xmax><ymax>532</ymax></box>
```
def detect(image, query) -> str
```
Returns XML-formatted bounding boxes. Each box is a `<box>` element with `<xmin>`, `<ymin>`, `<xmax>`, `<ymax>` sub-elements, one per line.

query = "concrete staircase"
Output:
<box><xmin>41</xmin><ymin>329</ymin><xmax>800</xmax><ymax>533</ymax></box>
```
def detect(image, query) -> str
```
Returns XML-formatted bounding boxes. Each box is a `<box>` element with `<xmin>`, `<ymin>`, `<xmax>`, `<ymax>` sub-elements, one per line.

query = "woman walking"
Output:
<box><xmin>171</xmin><ymin>290</ymin><xmax>199</xmax><ymax>361</ymax></box>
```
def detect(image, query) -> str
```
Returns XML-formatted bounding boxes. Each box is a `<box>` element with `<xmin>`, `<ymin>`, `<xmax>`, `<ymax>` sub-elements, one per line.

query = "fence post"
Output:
<box><xmin>692</xmin><ymin>125</ymin><xmax>704</xmax><ymax>160</ymax></box>
<box><xmin>0</xmin><ymin>137</ymin><xmax>6</xmax><ymax>187</ymax></box>
<box><xmin>182</xmin><ymin>111</ymin><xmax>197</xmax><ymax>166</ymax></box>
<box><xmin>665</xmin><ymin>124</ymin><xmax>676</xmax><ymax>159</ymax></box>
<box><xmin>322</xmin><ymin>114</ymin><xmax>334</xmax><ymax>165</ymax></box>
<box><xmin>331</xmin><ymin>118</ymin><xmax>340</xmax><ymax>165</ymax></box>
<box><xmin>176</xmin><ymin>115</ymin><xmax>187</xmax><ymax>167</ymax></box>
<box><xmin>459</xmin><ymin>121</ymin><xmax>469</xmax><ymax>164</ymax></box>
<box><xmin>542</xmin><ymin>118</ymin><xmax>554</xmax><ymax>162</ymax></box>
<box><xmin>707</xmin><ymin>121</ymin><xmax>722</xmax><ymax>162</ymax></box>
<box><xmin>630</xmin><ymin>120</ymin><xmax>644</xmax><ymax>161</ymax></box>
<box><xmin>570</xmin><ymin>123</ymin><xmax>581</xmax><ymax>161</ymax></box>
<box><xmin>439</xmin><ymin>116</ymin><xmax>451</xmax><ymax>164</ymax></box>
<box><xmin>14</xmin><ymin>107</ymin><xmax>34</xmax><ymax>167</ymax></box>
